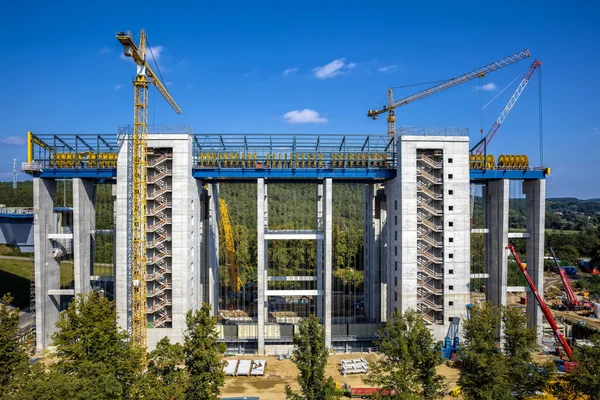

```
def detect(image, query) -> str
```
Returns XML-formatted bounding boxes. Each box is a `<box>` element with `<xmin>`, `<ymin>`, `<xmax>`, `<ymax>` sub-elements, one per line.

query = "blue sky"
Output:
<box><xmin>0</xmin><ymin>1</ymin><xmax>598</xmax><ymax>198</ymax></box>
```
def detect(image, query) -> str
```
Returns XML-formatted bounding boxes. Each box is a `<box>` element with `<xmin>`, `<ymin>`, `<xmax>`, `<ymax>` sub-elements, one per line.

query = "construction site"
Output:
<box><xmin>8</xmin><ymin>29</ymin><xmax>599</xmax><ymax>397</ymax></box>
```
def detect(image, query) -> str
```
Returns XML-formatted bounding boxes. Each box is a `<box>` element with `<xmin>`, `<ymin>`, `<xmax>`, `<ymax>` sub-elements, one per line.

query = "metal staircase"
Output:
<box><xmin>146</xmin><ymin>150</ymin><xmax>173</xmax><ymax>328</ymax></box>
<box><xmin>416</xmin><ymin>149</ymin><xmax>444</xmax><ymax>325</ymax></box>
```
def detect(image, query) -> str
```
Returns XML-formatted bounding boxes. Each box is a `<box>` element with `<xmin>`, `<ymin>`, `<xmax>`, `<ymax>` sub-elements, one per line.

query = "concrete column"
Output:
<box><xmin>73</xmin><ymin>179</ymin><xmax>96</xmax><ymax>294</ymax></box>
<box><xmin>257</xmin><ymin>179</ymin><xmax>266</xmax><ymax>354</ymax></box>
<box><xmin>363</xmin><ymin>184</ymin><xmax>380</xmax><ymax>322</ymax></box>
<box><xmin>523</xmin><ymin>180</ymin><xmax>546</xmax><ymax>345</ymax></box>
<box><xmin>323</xmin><ymin>178</ymin><xmax>333</xmax><ymax>349</ymax></box>
<box><xmin>207</xmin><ymin>183</ymin><xmax>220</xmax><ymax>315</ymax></box>
<box><xmin>483</xmin><ymin>180</ymin><xmax>509</xmax><ymax>314</ymax></box>
<box><xmin>33</xmin><ymin>178</ymin><xmax>59</xmax><ymax>351</ymax></box>
<box><xmin>316</xmin><ymin>182</ymin><xmax>323</xmax><ymax>319</ymax></box>
<box><xmin>191</xmin><ymin>180</ymin><xmax>203</xmax><ymax>311</ymax></box>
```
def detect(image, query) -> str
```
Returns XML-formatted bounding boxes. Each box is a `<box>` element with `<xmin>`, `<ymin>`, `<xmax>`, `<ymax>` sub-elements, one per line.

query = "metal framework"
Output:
<box><xmin>117</xmin><ymin>29</ymin><xmax>182</xmax><ymax>349</ymax></box>
<box><xmin>192</xmin><ymin>133</ymin><xmax>397</xmax><ymax>169</ymax></box>
<box><xmin>219</xmin><ymin>199</ymin><xmax>242</xmax><ymax>292</ymax></box>
<box><xmin>368</xmin><ymin>49</ymin><xmax>531</xmax><ymax>136</ymax></box>
<box><xmin>473</xmin><ymin>60</ymin><xmax>542</xmax><ymax>155</ymax></box>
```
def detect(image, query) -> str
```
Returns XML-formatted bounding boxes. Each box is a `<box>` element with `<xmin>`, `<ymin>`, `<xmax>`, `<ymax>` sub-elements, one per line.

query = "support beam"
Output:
<box><xmin>73</xmin><ymin>178</ymin><xmax>96</xmax><ymax>294</ymax></box>
<box><xmin>207</xmin><ymin>183</ymin><xmax>220</xmax><ymax>315</ymax></box>
<box><xmin>33</xmin><ymin>178</ymin><xmax>59</xmax><ymax>351</ymax></box>
<box><xmin>316</xmin><ymin>183</ymin><xmax>323</xmax><ymax>319</ymax></box>
<box><xmin>257</xmin><ymin>178</ymin><xmax>266</xmax><ymax>354</ymax></box>
<box><xmin>323</xmin><ymin>178</ymin><xmax>333</xmax><ymax>349</ymax></box>
<box><xmin>483</xmin><ymin>180</ymin><xmax>509</xmax><ymax>329</ymax></box>
<box><xmin>523</xmin><ymin>179</ymin><xmax>546</xmax><ymax>345</ymax></box>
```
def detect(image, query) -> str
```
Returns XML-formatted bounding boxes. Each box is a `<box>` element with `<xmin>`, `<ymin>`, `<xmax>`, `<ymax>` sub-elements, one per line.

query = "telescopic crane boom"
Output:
<box><xmin>116</xmin><ymin>29</ymin><xmax>182</xmax><ymax>349</ymax></box>
<box><xmin>507</xmin><ymin>244</ymin><xmax>577</xmax><ymax>372</ymax></box>
<box><xmin>472</xmin><ymin>59</ymin><xmax>542</xmax><ymax>155</ymax></box>
<box><xmin>550</xmin><ymin>247</ymin><xmax>591</xmax><ymax>311</ymax></box>
<box><xmin>367</xmin><ymin>49</ymin><xmax>531</xmax><ymax>136</ymax></box>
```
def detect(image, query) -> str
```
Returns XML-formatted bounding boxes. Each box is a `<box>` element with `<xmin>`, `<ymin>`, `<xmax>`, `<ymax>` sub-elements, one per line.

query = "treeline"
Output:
<box><xmin>219</xmin><ymin>183</ymin><xmax>365</xmax><ymax>289</ymax></box>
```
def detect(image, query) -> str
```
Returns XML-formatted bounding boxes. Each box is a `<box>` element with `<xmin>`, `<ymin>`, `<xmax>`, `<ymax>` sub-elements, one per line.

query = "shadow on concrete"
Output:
<box><xmin>0</xmin><ymin>270</ymin><xmax>30</xmax><ymax>308</ymax></box>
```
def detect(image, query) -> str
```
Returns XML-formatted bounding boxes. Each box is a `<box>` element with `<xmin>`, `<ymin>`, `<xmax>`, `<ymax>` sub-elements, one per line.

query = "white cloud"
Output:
<box><xmin>476</xmin><ymin>82</ymin><xmax>497</xmax><ymax>91</ymax></box>
<box><xmin>0</xmin><ymin>136</ymin><xmax>27</xmax><ymax>145</ymax></box>
<box><xmin>98</xmin><ymin>46</ymin><xmax>111</xmax><ymax>55</ymax></box>
<box><xmin>283</xmin><ymin>67</ymin><xmax>298</xmax><ymax>76</ymax></box>
<box><xmin>114</xmin><ymin>84</ymin><xmax>123</xmax><ymax>91</ymax></box>
<box><xmin>378</xmin><ymin>65</ymin><xmax>398</xmax><ymax>73</ymax></box>
<box><xmin>283</xmin><ymin>109</ymin><xmax>328</xmax><ymax>124</ymax></box>
<box><xmin>313</xmin><ymin>58</ymin><xmax>356</xmax><ymax>79</ymax></box>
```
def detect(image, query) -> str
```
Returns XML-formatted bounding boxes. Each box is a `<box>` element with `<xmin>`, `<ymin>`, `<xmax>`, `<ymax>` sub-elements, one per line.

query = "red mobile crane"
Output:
<box><xmin>507</xmin><ymin>244</ymin><xmax>577</xmax><ymax>372</ymax></box>
<box><xmin>550</xmin><ymin>247</ymin><xmax>592</xmax><ymax>312</ymax></box>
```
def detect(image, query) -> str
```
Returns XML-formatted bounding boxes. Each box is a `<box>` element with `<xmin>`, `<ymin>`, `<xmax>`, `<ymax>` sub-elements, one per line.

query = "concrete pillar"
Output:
<box><xmin>523</xmin><ymin>180</ymin><xmax>546</xmax><ymax>345</ymax></box>
<box><xmin>190</xmin><ymin>180</ymin><xmax>203</xmax><ymax>311</ymax></box>
<box><xmin>257</xmin><ymin>179</ymin><xmax>266</xmax><ymax>354</ymax></box>
<box><xmin>323</xmin><ymin>178</ymin><xmax>333</xmax><ymax>349</ymax></box>
<box><xmin>33</xmin><ymin>178</ymin><xmax>59</xmax><ymax>351</ymax></box>
<box><xmin>73</xmin><ymin>179</ymin><xmax>96</xmax><ymax>294</ymax></box>
<box><xmin>316</xmin><ymin>183</ymin><xmax>323</xmax><ymax>319</ymax></box>
<box><xmin>483</xmin><ymin>180</ymin><xmax>509</xmax><ymax>316</ymax></box>
<box><xmin>207</xmin><ymin>183</ymin><xmax>220</xmax><ymax>315</ymax></box>
<box><xmin>363</xmin><ymin>184</ymin><xmax>381</xmax><ymax>322</ymax></box>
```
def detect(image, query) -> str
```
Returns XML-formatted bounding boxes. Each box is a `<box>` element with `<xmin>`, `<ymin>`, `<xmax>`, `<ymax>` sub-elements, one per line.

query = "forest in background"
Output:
<box><xmin>1</xmin><ymin>181</ymin><xmax>599</xmax><ymax>289</ymax></box>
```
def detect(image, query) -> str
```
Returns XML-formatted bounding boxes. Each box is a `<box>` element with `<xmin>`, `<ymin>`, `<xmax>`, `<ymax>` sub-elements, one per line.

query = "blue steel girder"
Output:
<box><xmin>192</xmin><ymin>168</ymin><xmax>394</xmax><ymax>181</ymax></box>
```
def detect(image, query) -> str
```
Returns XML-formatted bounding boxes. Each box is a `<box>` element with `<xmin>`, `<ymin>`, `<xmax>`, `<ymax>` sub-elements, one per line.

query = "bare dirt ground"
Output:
<box><xmin>220</xmin><ymin>353</ymin><xmax>462</xmax><ymax>399</ymax></box>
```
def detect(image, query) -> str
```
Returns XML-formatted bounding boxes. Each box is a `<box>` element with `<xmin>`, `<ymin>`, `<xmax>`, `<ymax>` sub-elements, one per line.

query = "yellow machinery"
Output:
<box><xmin>367</xmin><ymin>49</ymin><xmax>530</xmax><ymax>136</ymax></box>
<box><xmin>117</xmin><ymin>30</ymin><xmax>181</xmax><ymax>349</ymax></box>
<box><xmin>219</xmin><ymin>199</ymin><xmax>243</xmax><ymax>292</ymax></box>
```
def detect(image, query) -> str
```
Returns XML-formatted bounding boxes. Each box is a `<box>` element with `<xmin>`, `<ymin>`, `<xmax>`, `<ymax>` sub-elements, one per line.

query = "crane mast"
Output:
<box><xmin>474</xmin><ymin>60</ymin><xmax>542</xmax><ymax>154</ymax></box>
<box><xmin>219</xmin><ymin>199</ymin><xmax>242</xmax><ymax>292</ymax></box>
<box><xmin>367</xmin><ymin>49</ymin><xmax>530</xmax><ymax>136</ymax></box>
<box><xmin>117</xmin><ymin>29</ymin><xmax>181</xmax><ymax>349</ymax></box>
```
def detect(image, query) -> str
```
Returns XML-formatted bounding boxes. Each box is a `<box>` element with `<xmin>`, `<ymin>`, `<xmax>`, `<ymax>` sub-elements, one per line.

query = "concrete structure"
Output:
<box><xmin>27</xmin><ymin>131</ymin><xmax>548</xmax><ymax>351</ymax></box>
<box><xmin>373</xmin><ymin>135</ymin><xmax>471</xmax><ymax>340</ymax></box>
<box><xmin>115</xmin><ymin>134</ymin><xmax>202</xmax><ymax>348</ymax></box>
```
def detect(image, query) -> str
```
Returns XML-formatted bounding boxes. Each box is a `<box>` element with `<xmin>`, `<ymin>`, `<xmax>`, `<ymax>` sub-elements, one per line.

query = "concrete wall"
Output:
<box><xmin>116</xmin><ymin>134</ymin><xmax>200</xmax><ymax>350</ymax></box>
<box><xmin>387</xmin><ymin>136</ymin><xmax>470</xmax><ymax>341</ymax></box>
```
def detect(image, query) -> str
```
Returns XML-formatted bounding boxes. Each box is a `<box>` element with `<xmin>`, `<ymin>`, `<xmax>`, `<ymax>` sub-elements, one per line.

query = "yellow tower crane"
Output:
<box><xmin>219</xmin><ymin>199</ymin><xmax>243</xmax><ymax>292</ymax></box>
<box><xmin>116</xmin><ymin>29</ymin><xmax>182</xmax><ymax>348</ymax></box>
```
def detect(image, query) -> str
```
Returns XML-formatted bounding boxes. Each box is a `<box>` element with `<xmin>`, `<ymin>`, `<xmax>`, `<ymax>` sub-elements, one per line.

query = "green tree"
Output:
<box><xmin>285</xmin><ymin>314</ymin><xmax>337</xmax><ymax>400</ymax></box>
<box><xmin>553</xmin><ymin>334</ymin><xmax>600</xmax><ymax>399</ymax></box>
<box><xmin>51</xmin><ymin>293</ymin><xmax>144</xmax><ymax>399</ymax></box>
<box><xmin>364</xmin><ymin>309</ymin><xmax>445</xmax><ymax>400</ymax></box>
<box><xmin>146</xmin><ymin>337</ymin><xmax>188</xmax><ymax>400</ymax></box>
<box><xmin>502</xmin><ymin>307</ymin><xmax>552</xmax><ymax>399</ymax></box>
<box><xmin>0</xmin><ymin>294</ymin><xmax>29</xmax><ymax>399</ymax></box>
<box><xmin>184</xmin><ymin>303</ymin><xmax>225</xmax><ymax>400</ymax></box>
<box><xmin>458</xmin><ymin>302</ymin><xmax>510</xmax><ymax>400</ymax></box>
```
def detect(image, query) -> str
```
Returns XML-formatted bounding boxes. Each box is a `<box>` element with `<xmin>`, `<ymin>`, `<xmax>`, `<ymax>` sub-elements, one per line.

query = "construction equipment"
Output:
<box><xmin>550</xmin><ymin>247</ymin><xmax>592</xmax><ymax>312</ymax></box>
<box><xmin>468</xmin><ymin>60</ymin><xmax>541</xmax><ymax>222</ymax></box>
<box><xmin>116</xmin><ymin>29</ymin><xmax>182</xmax><ymax>349</ymax></box>
<box><xmin>219</xmin><ymin>199</ymin><xmax>243</xmax><ymax>292</ymax></box>
<box><xmin>367</xmin><ymin>49</ymin><xmax>531</xmax><ymax>136</ymax></box>
<box><xmin>471</xmin><ymin>59</ymin><xmax>542</xmax><ymax>155</ymax></box>
<box><xmin>507</xmin><ymin>244</ymin><xmax>577</xmax><ymax>372</ymax></box>
<box><xmin>442</xmin><ymin>318</ymin><xmax>460</xmax><ymax>359</ymax></box>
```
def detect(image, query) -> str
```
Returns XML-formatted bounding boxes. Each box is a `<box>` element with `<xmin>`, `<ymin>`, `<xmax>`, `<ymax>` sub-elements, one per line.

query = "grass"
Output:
<box><xmin>0</xmin><ymin>257</ymin><xmax>114</xmax><ymax>308</ymax></box>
